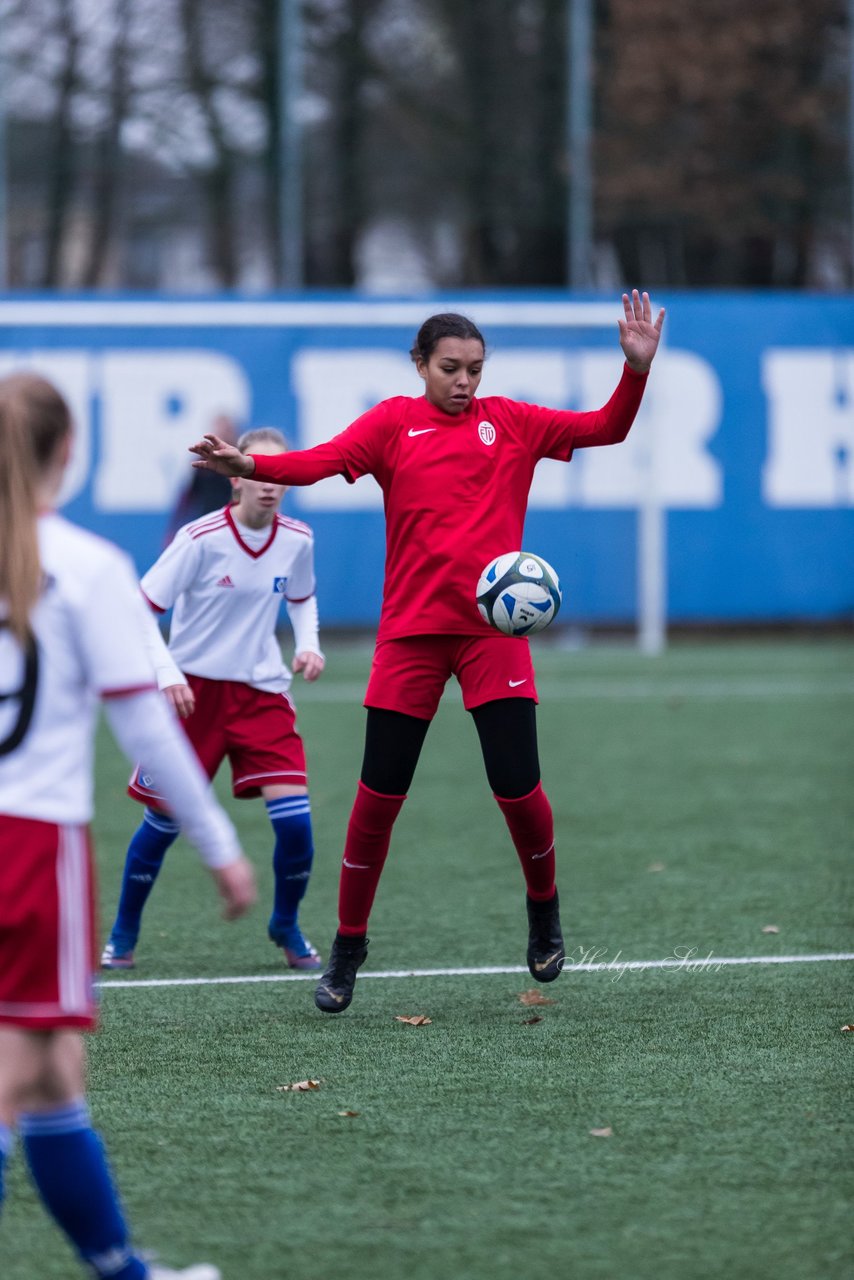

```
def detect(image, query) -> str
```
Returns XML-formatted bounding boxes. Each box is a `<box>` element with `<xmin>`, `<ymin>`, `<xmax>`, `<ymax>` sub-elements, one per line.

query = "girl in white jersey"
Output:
<box><xmin>0</xmin><ymin>374</ymin><xmax>256</xmax><ymax>1279</ymax></box>
<box><xmin>101</xmin><ymin>427</ymin><xmax>326</xmax><ymax>972</ymax></box>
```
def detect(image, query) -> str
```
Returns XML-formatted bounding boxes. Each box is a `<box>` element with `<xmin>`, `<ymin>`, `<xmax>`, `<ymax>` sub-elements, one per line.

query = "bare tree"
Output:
<box><xmin>253</xmin><ymin>0</ymin><xmax>283</xmax><ymax>282</ymax></box>
<box><xmin>178</xmin><ymin>0</ymin><xmax>240</xmax><ymax>285</ymax></box>
<box><xmin>303</xmin><ymin>0</ymin><xmax>378</xmax><ymax>284</ymax></box>
<box><xmin>42</xmin><ymin>0</ymin><xmax>82</xmax><ymax>285</ymax></box>
<box><xmin>80</xmin><ymin>0</ymin><xmax>132</xmax><ymax>286</ymax></box>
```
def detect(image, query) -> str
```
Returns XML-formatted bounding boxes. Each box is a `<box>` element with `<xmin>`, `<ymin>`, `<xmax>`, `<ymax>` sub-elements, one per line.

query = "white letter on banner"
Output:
<box><xmin>0</xmin><ymin>351</ymin><xmax>91</xmax><ymax>504</ymax></box>
<box><xmin>291</xmin><ymin>350</ymin><xmax>411</xmax><ymax>510</ymax></box>
<box><xmin>571</xmin><ymin>351</ymin><xmax>722</xmax><ymax>508</ymax></box>
<box><xmin>762</xmin><ymin>350</ymin><xmax>854</xmax><ymax>506</ymax></box>
<box><xmin>95</xmin><ymin>351</ymin><xmax>250</xmax><ymax>510</ymax></box>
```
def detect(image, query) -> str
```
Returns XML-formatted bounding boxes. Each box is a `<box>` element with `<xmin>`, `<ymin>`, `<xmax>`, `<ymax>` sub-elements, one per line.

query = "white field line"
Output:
<box><xmin>98</xmin><ymin>951</ymin><xmax>854</xmax><ymax>991</ymax></box>
<box><xmin>296</xmin><ymin>677</ymin><xmax>854</xmax><ymax>704</ymax></box>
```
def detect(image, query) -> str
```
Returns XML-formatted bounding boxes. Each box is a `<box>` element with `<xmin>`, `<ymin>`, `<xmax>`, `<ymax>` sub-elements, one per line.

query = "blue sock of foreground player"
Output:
<box><xmin>0</xmin><ymin>1121</ymin><xmax>13</xmax><ymax>1214</ymax></box>
<box><xmin>20</xmin><ymin>1101</ymin><xmax>147</xmax><ymax>1278</ymax></box>
<box><xmin>267</xmin><ymin>795</ymin><xmax>314</xmax><ymax>935</ymax></box>
<box><xmin>110</xmin><ymin>808</ymin><xmax>180</xmax><ymax>948</ymax></box>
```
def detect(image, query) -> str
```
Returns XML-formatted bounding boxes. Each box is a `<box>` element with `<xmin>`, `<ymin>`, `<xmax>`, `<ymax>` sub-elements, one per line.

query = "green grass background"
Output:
<box><xmin>2</xmin><ymin>639</ymin><xmax>852</xmax><ymax>1279</ymax></box>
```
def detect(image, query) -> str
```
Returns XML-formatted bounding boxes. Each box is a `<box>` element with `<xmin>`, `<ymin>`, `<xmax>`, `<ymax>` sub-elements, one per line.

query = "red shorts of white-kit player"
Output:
<box><xmin>129</xmin><ymin>674</ymin><xmax>307</xmax><ymax>807</ymax></box>
<box><xmin>0</xmin><ymin>816</ymin><xmax>98</xmax><ymax>1030</ymax></box>
<box><xmin>364</xmin><ymin>633</ymin><xmax>538</xmax><ymax>720</ymax></box>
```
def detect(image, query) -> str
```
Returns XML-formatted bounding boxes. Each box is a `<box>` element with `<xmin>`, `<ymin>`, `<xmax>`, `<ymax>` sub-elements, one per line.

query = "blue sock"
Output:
<box><xmin>0</xmin><ymin>1121</ymin><xmax>13</xmax><ymax>1214</ymax></box>
<box><xmin>20</xmin><ymin>1100</ymin><xmax>147</xmax><ymax>1278</ymax></box>
<box><xmin>110</xmin><ymin>808</ymin><xmax>180</xmax><ymax>949</ymax></box>
<box><xmin>267</xmin><ymin>794</ymin><xmax>314</xmax><ymax>935</ymax></box>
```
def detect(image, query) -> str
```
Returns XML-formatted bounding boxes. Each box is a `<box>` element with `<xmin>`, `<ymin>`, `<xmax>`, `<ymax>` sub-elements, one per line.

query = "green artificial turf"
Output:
<box><xmin>1</xmin><ymin>639</ymin><xmax>852</xmax><ymax>1280</ymax></box>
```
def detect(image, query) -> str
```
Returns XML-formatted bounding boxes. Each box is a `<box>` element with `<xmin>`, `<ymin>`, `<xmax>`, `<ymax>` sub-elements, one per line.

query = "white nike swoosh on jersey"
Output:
<box><xmin>508</xmin><ymin>678</ymin><xmax>528</xmax><ymax>687</ymax></box>
<box><xmin>407</xmin><ymin>428</ymin><xmax>437</xmax><ymax>436</ymax></box>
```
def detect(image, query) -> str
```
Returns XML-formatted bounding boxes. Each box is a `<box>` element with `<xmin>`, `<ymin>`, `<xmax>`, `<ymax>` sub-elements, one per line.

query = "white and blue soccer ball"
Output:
<box><xmin>476</xmin><ymin>551</ymin><xmax>562</xmax><ymax>637</ymax></box>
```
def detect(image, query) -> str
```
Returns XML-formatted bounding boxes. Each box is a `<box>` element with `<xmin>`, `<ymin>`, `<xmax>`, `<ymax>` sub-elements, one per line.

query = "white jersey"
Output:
<box><xmin>142</xmin><ymin>506</ymin><xmax>319</xmax><ymax>694</ymax></box>
<box><xmin>0</xmin><ymin>513</ymin><xmax>157</xmax><ymax>823</ymax></box>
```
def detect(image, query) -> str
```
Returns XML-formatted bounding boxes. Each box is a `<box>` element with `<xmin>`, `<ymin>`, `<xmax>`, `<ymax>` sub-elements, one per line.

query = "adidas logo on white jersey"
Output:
<box><xmin>216</xmin><ymin>575</ymin><xmax>235</xmax><ymax>588</ymax></box>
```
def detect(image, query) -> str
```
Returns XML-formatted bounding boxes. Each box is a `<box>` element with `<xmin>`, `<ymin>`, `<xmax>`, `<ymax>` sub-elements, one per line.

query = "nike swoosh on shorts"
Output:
<box><xmin>508</xmin><ymin>678</ymin><xmax>528</xmax><ymax>687</ymax></box>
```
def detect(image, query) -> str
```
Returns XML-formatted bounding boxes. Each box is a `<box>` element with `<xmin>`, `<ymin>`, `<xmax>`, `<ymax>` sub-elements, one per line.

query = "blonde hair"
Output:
<box><xmin>0</xmin><ymin>374</ymin><xmax>72</xmax><ymax>642</ymax></box>
<box><xmin>237</xmin><ymin>426</ymin><xmax>288</xmax><ymax>454</ymax></box>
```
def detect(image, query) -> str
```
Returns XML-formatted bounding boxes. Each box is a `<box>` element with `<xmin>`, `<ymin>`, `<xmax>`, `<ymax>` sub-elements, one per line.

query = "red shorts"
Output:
<box><xmin>129</xmin><ymin>675</ymin><xmax>307</xmax><ymax>808</ymax></box>
<box><xmin>364</xmin><ymin>633</ymin><xmax>538</xmax><ymax>720</ymax></box>
<box><xmin>0</xmin><ymin>816</ymin><xmax>98</xmax><ymax>1030</ymax></box>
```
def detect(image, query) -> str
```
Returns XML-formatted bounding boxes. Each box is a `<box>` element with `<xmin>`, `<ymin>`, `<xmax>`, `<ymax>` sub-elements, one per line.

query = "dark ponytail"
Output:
<box><xmin>0</xmin><ymin>374</ymin><xmax>72</xmax><ymax>643</ymax></box>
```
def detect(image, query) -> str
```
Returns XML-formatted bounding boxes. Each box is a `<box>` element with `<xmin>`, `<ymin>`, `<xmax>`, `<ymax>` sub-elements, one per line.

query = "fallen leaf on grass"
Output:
<box><xmin>394</xmin><ymin>1014</ymin><xmax>432</xmax><ymax>1026</ymax></box>
<box><xmin>276</xmin><ymin>1079</ymin><xmax>321</xmax><ymax>1092</ymax></box>
<box><xmin>337</xmin><ymin>1110</ymin><xmax>360</xmax><ymax>1117</ymax></box>
<box><xmin>841</xmin><ymin>1024</ymin><xmax>854</xmax><ymax>1033</ymax></box>
<box><xmin>518</xmin><ymin>989</ymin><xmax>556</xmax><ymax>1006</ymax></box>
<box><xmin>761</xmin><ymin>925</ymin><xmax>780</xmax><ymax>934</ymax></box>
<box><xmin>521</xmin><ymin>1016</ymin><xmax>543</xmax><ymax>1025</ymax></box>
<box><xmin>647</xmin><ymin>861</ymin><xmax>666</xmax><ymax>873</ymax></box>
<box><xmin>589</xmin><ymin>1127</ymin><xmax>613</xmax><ymax>1138</ymax></box>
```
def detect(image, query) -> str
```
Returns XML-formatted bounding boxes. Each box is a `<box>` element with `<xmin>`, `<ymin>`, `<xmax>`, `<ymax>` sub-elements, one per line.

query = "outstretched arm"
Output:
<box><xmin>534</xmin><ymin>292</ymin><xmax>665</xmax><ymax>456</ymax></box>
<box><xmin>618</xmin><ymin>289</ymin><xmax>665</xmax><ymax>372</ymax></box>
<box><xmin>189</xmin><ymin>435</ymin><xmax>348</xmax><ymax>486</ymax></box>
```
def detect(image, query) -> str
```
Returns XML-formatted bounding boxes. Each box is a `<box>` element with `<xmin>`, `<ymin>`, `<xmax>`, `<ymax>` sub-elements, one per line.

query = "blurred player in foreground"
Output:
<box><xmin>0</xmin><ymin>373</ymin><xmax>256</xmax><ymax>1280</ymax></box>
<box><xmin>102</xmin><ymin>427</ymin><xmax>326</xmax><ymax>972</ymax></box>
<box><xmin>191</xmin><ymin>290</ymin><xmax>664</xmax><ymax>1015</ymax></box>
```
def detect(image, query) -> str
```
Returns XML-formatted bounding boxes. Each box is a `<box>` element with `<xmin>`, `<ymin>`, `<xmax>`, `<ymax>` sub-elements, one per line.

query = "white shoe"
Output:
<box><xmin>148</xmin><ymin>1265</ymin><xmax>222</xmax><ymax>1280</ymax></box>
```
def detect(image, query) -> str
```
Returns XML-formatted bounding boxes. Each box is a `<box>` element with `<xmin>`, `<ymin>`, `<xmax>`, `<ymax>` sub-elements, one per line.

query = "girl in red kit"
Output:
<box><xmin>191</xmin><ymin>289</ymin><xmax>665</xmax><ymax>1013</ymax></box>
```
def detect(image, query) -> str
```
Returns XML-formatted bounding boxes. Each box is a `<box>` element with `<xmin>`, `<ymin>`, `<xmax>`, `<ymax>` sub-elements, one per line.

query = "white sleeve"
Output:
<box><xmin>140</xmin><ymin>529</ymin><xmax>200</xmax><ymax>612</ymax></box>
<box><xmin>285</xmin><ymin>534</ymin><xmax>321</xmax><ymax>654</ymax></box>
<box><xmin>140</xmin><ymin>605</ymin><xmax>187</xmax><ymax>690</ymax></box>
<box><xmin>68</xmin><ymin>544</ymin><xmax>159</xmax><ymax>694</ymax></box>
<box><xmin>104</xmin><ymin>690</ymin><xmax>241</xmax><ymax>869</ymax></box>
<box><xmin>286</xmin><ymin>594</ymin><xmax>322</xmax><ymax>656</ymax></box>
<box><xmin>285</xmin><ymin>534</ymin><xmax>317</xmax><ymax>604</ymax></box>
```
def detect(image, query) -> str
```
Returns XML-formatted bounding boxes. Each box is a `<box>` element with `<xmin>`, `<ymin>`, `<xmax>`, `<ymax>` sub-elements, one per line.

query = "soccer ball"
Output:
<box><xmin>476</xmin><ymin>551</ymin><xmax>562</xmax><ymax>637</ymax></box>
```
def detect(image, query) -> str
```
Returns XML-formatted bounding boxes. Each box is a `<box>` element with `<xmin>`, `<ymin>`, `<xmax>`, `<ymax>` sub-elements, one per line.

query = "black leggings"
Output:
<box><xmin>360</xmin><ymin>699</ymin><xmax>541</xmax><ymax>799</ymax></box>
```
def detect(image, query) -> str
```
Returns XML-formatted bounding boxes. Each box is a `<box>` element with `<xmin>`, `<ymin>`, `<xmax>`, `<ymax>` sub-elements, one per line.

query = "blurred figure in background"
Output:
<box><xmin>163</xmin><ymin>413</ymin><xmax>238</xmax><ymax>544</ymax></box>
<box><xmin>102</xmin><ymin>427</ymin><xmax>326</xmax><ymax>973</ymax></box>
<box><xmin>0</xmin><ymin>373</ymin><xmax>255</xmax><ymax>1280</ymax></box>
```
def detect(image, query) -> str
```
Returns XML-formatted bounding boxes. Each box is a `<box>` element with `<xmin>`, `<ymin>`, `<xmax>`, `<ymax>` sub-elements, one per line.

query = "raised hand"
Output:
<box><xmin>189</xmin><ymin>433</ymin><xmax>255</xmax><ymax>478</ymax></box>
<box><xmin>617</xmin><ymin>289</ymin><xmax>665</xmax><ymax>373</ymax></box>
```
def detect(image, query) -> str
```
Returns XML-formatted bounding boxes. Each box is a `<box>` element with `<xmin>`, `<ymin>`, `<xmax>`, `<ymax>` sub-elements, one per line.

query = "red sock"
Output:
<box><xmin>494</xmin><ymin>782</ymin><xmax>556</xmax><ymax>901</ymax></box>
<box><xmin>337</xmin><ymin>781</ymin><xmax>406</xmax><ymax>935</ymax></box>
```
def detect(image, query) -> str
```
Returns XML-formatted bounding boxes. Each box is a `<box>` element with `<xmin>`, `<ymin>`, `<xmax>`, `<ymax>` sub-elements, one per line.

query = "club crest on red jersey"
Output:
<box><xmin>477</xmin><ymin>421</ymin><xmax>496</xmax><ymax>446</ymax></box>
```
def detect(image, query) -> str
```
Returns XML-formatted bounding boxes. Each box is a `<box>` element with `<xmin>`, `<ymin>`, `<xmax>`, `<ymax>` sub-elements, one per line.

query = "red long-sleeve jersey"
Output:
<box><xmin>250</xmin><ymin>363</ymin><xmax>648</xmax><ymax>641</ymax></box>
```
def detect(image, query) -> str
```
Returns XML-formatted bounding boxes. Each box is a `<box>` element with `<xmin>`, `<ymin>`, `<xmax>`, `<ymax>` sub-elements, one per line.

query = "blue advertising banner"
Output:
<box><xmin>0</xmin><ymin>293</ymin><xmax>851</xmax><ymax>626</ymax></box>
